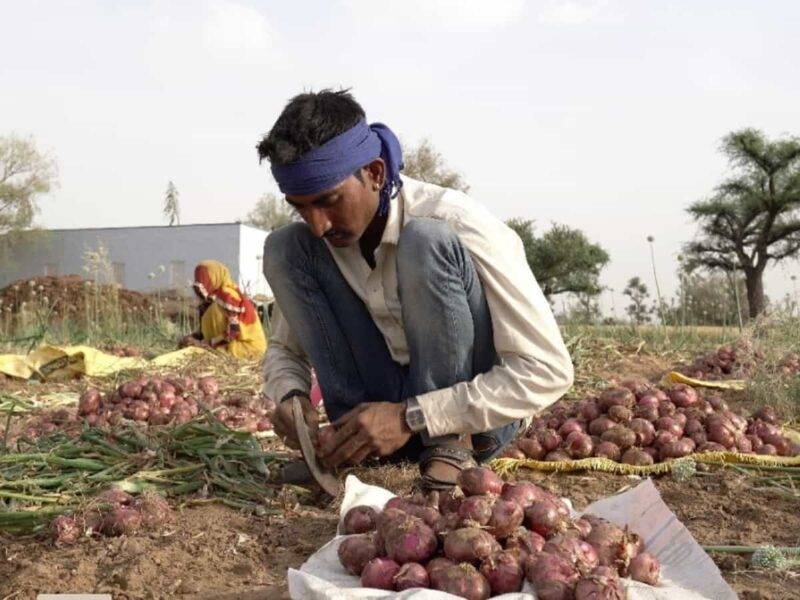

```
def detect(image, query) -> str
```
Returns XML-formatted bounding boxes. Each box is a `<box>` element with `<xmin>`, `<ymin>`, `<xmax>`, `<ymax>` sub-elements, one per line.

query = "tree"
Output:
<box><xmin>624</xmin><ymin>276</ymin><xmax>652</xmax><ymax>324</ymax></box>
<box><xmin>506</xmin><ymin>219</ymin><xmax>610</xmax><ymax>300</ymax></box>
<box><xmin>566</xmin><ymin>292</ymin><xmax>603</xmax><ymax>324</ymax></box>
<box><xmin>163</xmin><ymin>181</ymin><xmax>180</xmax><ymax>225</ymax></box>
<box><xmin>0</xmin><ymin>134</ymin><xmax>57</xmax><ymax>235</ymax></box>
<box><xmin>685</xmin><ymin>129</ymin><xmax>800</xmax><ymax>318</ymax></box>
<box><xmin>246</xmin><ymin>192</ymin><xmax>295</xmax><ymax>231</ymax></box>
<box><xmin>402</xmin><ymin>139</ymin><xmax>469</xmax><ymax>192</ymax></box>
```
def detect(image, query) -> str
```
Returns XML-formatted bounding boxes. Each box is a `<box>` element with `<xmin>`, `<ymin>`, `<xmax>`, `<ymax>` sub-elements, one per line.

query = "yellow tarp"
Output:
<box><xmin>662</xmin><ymin>371</ymin><xmax>747</xmax><ymax>391</ymax></box>
<box><xmin>0</xmin><ymin>345</ymin><xmax>209</xmax><ymax>381</ymax></box>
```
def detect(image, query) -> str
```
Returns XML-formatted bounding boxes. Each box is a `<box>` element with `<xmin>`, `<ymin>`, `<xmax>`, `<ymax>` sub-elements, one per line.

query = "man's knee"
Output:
<box><xmin>262</xmin><ymin>222</ymin><xmax>316</xmax><ymax>280</ymax></box>
<box><xmin>396</xmin><ymin>218</ymin><xmax>460</xmax><ymax>279</ymax></box>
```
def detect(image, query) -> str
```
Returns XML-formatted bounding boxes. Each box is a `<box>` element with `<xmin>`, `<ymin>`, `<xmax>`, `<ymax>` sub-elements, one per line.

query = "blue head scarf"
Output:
<box><xmin>270</xmin><ymin>120</ymin><xmax>403</xmax><ymax>216</ymax></box>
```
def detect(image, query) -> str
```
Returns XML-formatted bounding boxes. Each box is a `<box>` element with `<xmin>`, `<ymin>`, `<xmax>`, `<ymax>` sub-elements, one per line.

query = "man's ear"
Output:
<box><xmin>364</xmin><ymin>158</ymin><xmax>386</xmax><ymax>189</ymax></box>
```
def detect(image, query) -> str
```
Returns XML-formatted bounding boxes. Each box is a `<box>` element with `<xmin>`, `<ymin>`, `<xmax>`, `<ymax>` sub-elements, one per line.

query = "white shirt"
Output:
<box><xmin>262</xmin><ymin>176</ymin><xmax>574</xmax><ymax>437</ymax></box>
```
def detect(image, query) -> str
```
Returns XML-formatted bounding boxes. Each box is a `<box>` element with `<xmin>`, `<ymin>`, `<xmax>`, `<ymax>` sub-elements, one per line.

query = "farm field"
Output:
<box><xmin>1</xmin><ymin>318</ymin><xmax>799</xmax><ymax>599</ymax></box>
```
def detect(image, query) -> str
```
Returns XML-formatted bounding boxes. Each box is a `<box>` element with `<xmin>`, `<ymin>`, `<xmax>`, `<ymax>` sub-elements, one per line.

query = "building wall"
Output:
<box><xmin>0</xmin><ymin>224</ymin><xmax>245</xmax><ymax>294</ymax></box>
<box><xmin>237</xmin><ymin>223</ymin><xmax>272</xmax><ymax>299</ymax></box>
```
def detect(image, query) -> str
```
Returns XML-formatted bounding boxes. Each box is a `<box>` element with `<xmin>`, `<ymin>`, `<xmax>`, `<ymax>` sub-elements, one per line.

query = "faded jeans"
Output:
<box><xmin>263</xmin><ymin>218</ymin><xmax>519</xmax><ymax>463</ymax></box>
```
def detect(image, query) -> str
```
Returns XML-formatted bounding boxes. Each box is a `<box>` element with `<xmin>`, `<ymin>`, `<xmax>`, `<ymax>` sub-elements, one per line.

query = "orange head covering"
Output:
<box><xmin>192</xmin><ymin>260</ymin><xmax>258</xmax><ymax>325</ymax></box>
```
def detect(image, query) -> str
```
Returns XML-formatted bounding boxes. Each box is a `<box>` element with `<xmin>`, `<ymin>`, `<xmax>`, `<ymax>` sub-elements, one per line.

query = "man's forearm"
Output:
<box><xmin>415</xmin><ymin>353</ymin><xmax>574</xmax><ymax>437</ymax></box>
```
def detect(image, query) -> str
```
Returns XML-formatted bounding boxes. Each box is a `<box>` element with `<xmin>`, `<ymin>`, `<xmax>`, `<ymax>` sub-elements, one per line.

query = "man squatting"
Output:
<box><xmin>259</xmin><ymin>89</ymin><xmax>573</xmax><ymax>491</ymax></box>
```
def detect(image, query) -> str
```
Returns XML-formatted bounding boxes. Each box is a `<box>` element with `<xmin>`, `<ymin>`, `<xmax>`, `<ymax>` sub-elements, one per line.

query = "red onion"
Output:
<box><xmin>536</xmin><ymin>429</ymin><xmax>563</xmax><ymax>452</ymax></box>
<box><xmin>97</xmin><ymin>488</ymin><xmax>133</xmax><ymax>506</ymax></box>
<box><xmin>343</xmin><ymin>506</ymin><xmax>378</xmax><ymax>534</ymax></box>
<box><xmin>338</xmin><ymin>534</ymin><xmax>379</xmax><ymax>575</ymax></box>
<box><xmin>656</xmin><ymin>417</ymin><xmax>683</xmax><ymax>437</ymax></box>
<box><xmin>480</xmin><ymin>550</ymin><xmax>524</xmax><ymax>594</ymax></box>
<box><xmin>393</xmin><ymin>562</ymin><xmax>430</xmax><ymax>590</ymax></box>
<box><xmin>690</xmin><ymin>431</ymin><xmax>708</xmax><ymax>446</ymax></box>
<box><xmin>698</xmin><ymin>441</ymin><xmax>727</xmax><ymax>452</ymax></box>
<box><xmin>565</xmin><ymin>431</ymin><xmax>594</xmax><ymax>459</ymax></box>
<box><xmin>361</xmin><ymin>557</ymin><xmax>401</xmax><ymax>590</ymax></box>
<box><xmin>707</xmin><ymin>422</ymin><xmax>735</xmax><ymax>447</ymax></box>
<box><xmin>575</xmin><ymin>566</ymin><xmax>624</xmax><ymax>600</ymax></box>
<box><xmin>637</xmin><ymin>393</ymin><xmax>660</xmax><ymax>410</ymax></box>
<box><xmin>593</xmin><ymin>441</ymin><xmax>621</xmax><ymax>461</ymax></box>
<box><xmin>525</xmin><ymin>499</ymin><xmax>569</xmax><ymax>538</ymax></box>
<box><xmin>545</xmin><ymin>449</ymin><xmax>571</xmax><ymax>462</ymax></box>
<box><xmin>526</xmin><ymin>552</ymin><xmax>580</xmax><ymax>600</ymax></box>
<box><xmin>434</xmin><ymin>512</ymin><xmax>461</xmax><ymax>538</ymax></box>
<box><xmin>444</xmin><ymin>527</ymin><xmax>501</xmax><ymax>564</ymax></box>
<box><xmin>659</xmin><ymin>438</ymin><xmax>695</xmax><ymax>460</ymax></box>
<box><xmin>101</xmin><ymin>506</ymin><xmax>142</xmax><ymax>536</ymax></box>
<box><xmin>722</xmin><ymin>410</ymin><xmax>747</xmax><ymax>432</ymax></box>
<box><xmin>438</xmin><ymin>487</ymin><xmax>465</xmax><ymax>515</ymax></box>
<box><xmin>629</xmin><ymin>418</ymin><xmax>656</xmax><ymax>446</ymax></box>
<box><xmin>198</xmin><ymin>376</ymin><xmax>219</xmax><ymax>396</ymax></box>
<box><xmin>627</xmin><ymin>551</ymin><xmax>661</xmax><ymax>585</ymax></box>
<box><xmin>432</xmin><ymin>563</ymin><xmax>491</xmax><ymax>600</ymax></box>
<box><xmin>51</xmin><ymin>515</ymin><xmax>81</xmax><ymax>546</ymax></box>
<box><xmin>641</xmin><ymin>446</ymin><xmax>658</xmax><ymax>460</ymax></box>
<box><xmin>579</xmin><ymin>399</ymin><xmax>601</xmax><ymax>422</ymax></box>
<box><xmin>746</xmin><ymin>434</ymin><xmax>764</xmax><ymax>452</ymax></box>
<box><xmin>735</xmin><ymin>433</ymin><xmax>753</xmax><ymax>453</ymax></box>
<box><xmin>621</xmin><ymin>447</ymin><xmax>654</xmax><ymax>465</ymax></box>
<box><xmin>458</xmin><ymin>495</ymin><xmax>494</xmax><ymax>527</ymax></box>
<box><xmin>135</xmin><ymin>491</ymin><xmax>171</xmax><ymax>528</ymax></box>
<box><xmin>78</xmin><ymin>389</ymin><xmax>101</xmax><ymax>415</ymax></box>
<box><xmin>559</xmin><ymin>418</ymin><xmax>586</xmax><ymax>437</ymax></box>
<box><xmin>598</xmin><ymin>388</ymin><xmax>635</xmax><ymax>411</ymax></box>
<box><xmin>544</xmin><ymin>534</ymin><xmax>599</xmax><ymax>575</ymax></box>
<box><xmin>383</xmin><ymin>513</ymin><xmax>437</xmax><ymax>564</ymax></box>
<box><xmin>600</xmin><ymin>425</ymin><xmax>636</xmax><ymax>449</ymax></box>
<box><xmin>589</xmin><ymin>417</ymin><xmax>618</xmax><ymax>436</ymax></box>
<box><xmin>518</xmin><ymin>437</ymin><xmax>546</xmax><ymax>460</ymax></box>
<box><xmin>501</xmin><ymin>481</ymin><xmax>549</xmax><ymax>508</ymax></box>
<box><xmin>684</xmin><ymin>418</ymin><xmax>705</xmax><ymax>436</ymax></box>
<box><xmin>505</xmin><ymin>526</ymin><xmax>546</xmax><ymax>560</ymax></box>
<box><xmin>607</xmin><ymin>405</ymin><xmax>633</xmax><ymax>424</ymax></box>
<box><xmin>707</xmin><ymin>395</ymin><xmax>728</xmax><ymax>411</ymax></box>
<box><xmin>673</xmin><ymin>412</ymin><xmax>688</xmax><ymax>428</ymax></box>
<box><xmin>634</xmin><ymin>405</ymin><xmax>659</xmax><ymax>422</ymax></box>
<box><xmin>571</xmin><ymin>517</ymin><xmax>593</xmax><ymax>538</ymax></box>
<box><xmin>488</xmin><ymin>499</ymin><xmax>524</xmax><ymax>539</ymax></box>
<box><xmin>658</xmin><ymin>401</ymin><xmax>677</xmax><ymax>417</ymax></box>
<box><xmin>457</xmin><ymin>467</ymin><xmax>503</xmax><ymax>496</ymax></box>
<box><xmin>668</xmin><ymin>384</ymin><xmax>698</xmax><ymax>408</ymax></box>
<box><xmin>427</xmin><ymin>557</ymin><xmax>456</xmax><ymax>588</ymax></box>
<box><xmin>752</xmin><ymin>406</ymin><xmax>777</xmax><ymax>424</ymax></box>
<box><xmin>757</xmin><ymin>443</ymin><xmax>778</xmax><ymax>455</ymax></box>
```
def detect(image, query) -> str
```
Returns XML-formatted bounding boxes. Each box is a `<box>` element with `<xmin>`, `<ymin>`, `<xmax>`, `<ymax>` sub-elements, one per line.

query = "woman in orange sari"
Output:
<box><xmin>181</xmin><ymin>260</ymin><xmax>267</xmax><ymax>359</ymax></box>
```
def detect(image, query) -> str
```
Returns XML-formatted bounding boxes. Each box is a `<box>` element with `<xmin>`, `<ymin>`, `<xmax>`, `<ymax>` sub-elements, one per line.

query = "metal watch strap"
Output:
<box><xmin>405</xmin><ymin>397</ymin><xmax>427</xmax><ymax>433</ymax></box>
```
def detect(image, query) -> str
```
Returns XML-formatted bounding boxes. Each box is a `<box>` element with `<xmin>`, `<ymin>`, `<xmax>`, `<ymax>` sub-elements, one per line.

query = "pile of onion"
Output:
<box><xmin>51</xmin><ymin>488</ymin><xmax>172</xmax><ymax>545</ymax></box>
<box><xmin>337</xmin><ymin>467</ymin><xmax>661</xmax><ymax>596</ymax></box>
<box><xmin>500</xmin><ymin>381</ymin><xmax>799</xmax><ymax>464</ymax></box>
<box><xmin>77</xmin><ymin>375</ymin><xmax>274</xmax><ymax>433</ymax></box>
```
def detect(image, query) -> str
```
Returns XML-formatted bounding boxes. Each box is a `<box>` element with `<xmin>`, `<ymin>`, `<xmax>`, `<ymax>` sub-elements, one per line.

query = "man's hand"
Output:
<box><xmin>271</xmin><ymin>395</ymin><xmax>319</xmax><ymax>450</ymax></box>
<box><xmin>319</xmin><ymin>402</ymin><xmax>412</xmax><ymax>469</ymax></box>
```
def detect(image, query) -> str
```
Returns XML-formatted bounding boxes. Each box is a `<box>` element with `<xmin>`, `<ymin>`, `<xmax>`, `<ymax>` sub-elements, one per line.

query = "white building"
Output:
<box><xmin>0</xmin><ymin>222</ymin><xmax>273</xmax><ymax>299</ymax></box>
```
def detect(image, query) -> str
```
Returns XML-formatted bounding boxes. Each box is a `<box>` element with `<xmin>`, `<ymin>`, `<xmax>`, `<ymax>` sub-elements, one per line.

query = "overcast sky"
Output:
<box><xmin>2</xmin><ymin>0</ymin><xmax>799</xmax><ymax>315</ymax></box>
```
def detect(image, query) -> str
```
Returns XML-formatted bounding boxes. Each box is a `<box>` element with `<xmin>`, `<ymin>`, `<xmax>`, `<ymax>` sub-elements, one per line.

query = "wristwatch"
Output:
<box><xmin>404</xmin><ymin>397</ymin><xmax>427</xmax><ymax>433</ymax></box>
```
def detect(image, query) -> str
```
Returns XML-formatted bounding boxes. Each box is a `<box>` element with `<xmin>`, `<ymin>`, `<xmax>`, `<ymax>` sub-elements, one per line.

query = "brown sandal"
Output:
<box><xmin>417</xmin><ymin>443</ymin><xmax>477</xmax><ymax>492</ymax></box>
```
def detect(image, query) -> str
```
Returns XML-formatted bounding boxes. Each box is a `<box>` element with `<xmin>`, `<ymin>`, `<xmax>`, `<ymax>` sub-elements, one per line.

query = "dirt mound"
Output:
<box><xmin>0</xmin><ymin>275</ymin><xmax>152</xmax><ymax>317</ymax></box>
